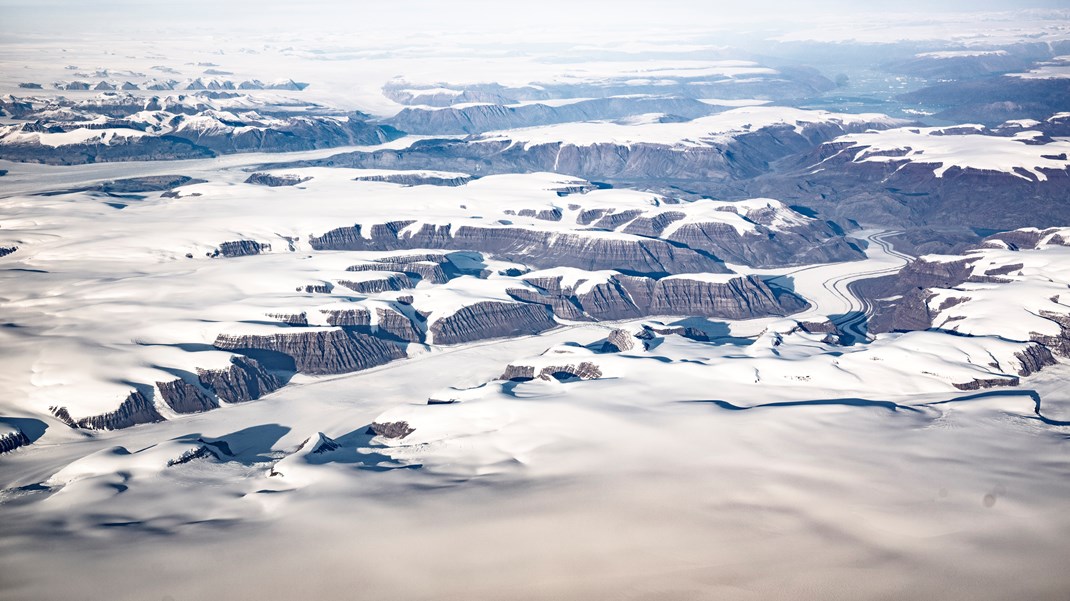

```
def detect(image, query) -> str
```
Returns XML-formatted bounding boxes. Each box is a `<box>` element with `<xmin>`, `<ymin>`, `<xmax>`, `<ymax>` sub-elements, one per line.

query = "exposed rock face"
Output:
<box><xmin>157</xmin><ymin>355</ymin><xmax>283</xmax><ymax>413</ymax></box>
<box><xmin>506</xmin><ymin>207</ymin><xmax>564</xmax><ymax>222</ymax></box>
<box><xmin>898</xmin><ymin>77</ymin><xmax>1070</xmax><ymax>125</ymax></box>
<box><xmin>347</xmin><ymin>261</ymin><xmax>450</xmax><ymax>284</ymax></box>
<box><xmin>302</xmin><ymin>283</ymin><xmax>335</xmax><ymax>294</ymax></box>
<box><xmin>1015</xmin><ymin>344</ymin><xmax>1057</xmax><ymax>376</ymax></box>
<box><xmin>211</xmin><ymin>240</ymin><xmax>270</xmax><ymax>258</ymax></box>
<box><xmin>51</xmin><ymin>390</ymin><xmax>163</xmax><ymax>430</ymax></box>
<box><xmin>736</xmin><ymin>141</ymin><xmax>1070</xmax><ymax>230</ymax></box>
<box><xmin>214</xmin><ymin>328</ymin><xmax>405</xmax><ymax>375</ymax></box>
<box><xmin>324</xmin><ymin>307</ymin><xmax>424</xmax><ymax>343</ymax></box>
<box><xmin>0</xmin><ymin>246</ymin><xmax>16</xmax><ymax>258</ymax></box>
<box><xmin>639</xmin><ymin>324</ymin><xmax>711</xmax><ymax>343</ymax></box>
<box><xmin>953</xmin><ymin>376</ymin><xmax>1020</xmax><ymax>391</ymax></box>
<box><xmin>0</xmin><ymin>133</ymin><xmax>216</xmax><ymax>165</ymax></box>
<box><xmin>0</xmin><ymin>428</ymin><xmax>31</xmax><ymax>454</ymax></box>
<box><xmin>376</xmin><ymin>307</ymin><xmax>424</xmax><ymax>343</ymax></box>
<box><xmin>324</xmin><ymin>309</ymin><xmax>371</xmax><ymax>327</ymax></box>
<box><xmin>601</xmin><ymin>328</ymin><xmax>637</xmax><ymax>353</ymax></box>
<box><xmin>0</xmin><ymin>93</ymin><xmax>404</xmax><ymax>165</ymax></box>
<box><xmin>338</xmin><ymin>273</ymin><xmax>412</xmax><ymax>294</ymax></box>
<box><xmin>300</xmin><ymin>432</ymin><xmax>341</xmax><ymax>455</ymax></box>
<box><xmin>40</xmin><ymin>174</ymin><xmax>205</xmax><ymax>196</ymax></box>
<box><xmin>665</xmin><ymin>220</ymin><xmax>864</xmax><ymax>268</ymax></box>
<box><xmin>291</xmin><ymin>115</ymin><xmax>891</xmax><ymax>184</ymax></box>
<box><xmin>166</xmin><ymin>445</ymin><xmax>219</xmax><ymax>466</ymax></box>
<box><xmin>353</xmin><ymin>173</ymin><xmax>473</xmax><ymax>187</ymax></box>
<box><xmin>1030</xmin><ymin>311</ymin><xmax>1070</xmax><ymax>357</ymax></box>
<box><xmin>197</xmin><ymin>356</ymin><xmax>283</xmax><ymax>404</ymax></box>
<box><xmin>244</xmin><ymin>172</ymin><xmax>312</xmax><ymax>187</ymax></box>
<box><xmin>385</xmin><ymin>96</ymin><xmax>720</xmax><ymax>135</ymax></box>
<box><xmin>368</xmin><ymin>421</ymin><xmax>415</xmax><ymax>439</ymax></box>
<box><xmin>268</xmin><ymin>312</ymin><xmax>309</xmax><ymax>326</ymax></box>
<box><xmin>500</xmin><ymin>361</ymin><xmax>603</xmax><ymax>382</ymax></box>
<box><xmin>520</xmin><ymin>273</ymin><xmax>804</xmax><ymax>321</ymax></box>
<box><xmin>310</xmin><ymin>223</ymin><xmax>726</xmax><ymax>275</ymax></box>
<box><xmin>860</xmin><ymin>258</ymin><xmax>977</xmax><ymax>334</ymax></box>
<box><xmin>430</xmin><ymin>301</ymin><xmax>557</xmax><ymax>345</ymax></box>
<box><xmin>648</xmin><ymin>276</ymin><xmax>805</xmax><ymax>319</ymax></box>
<box><xmin>156</xmin><ymin>378</ymin><xmax>218</xmax><ymax>413</ymax></box>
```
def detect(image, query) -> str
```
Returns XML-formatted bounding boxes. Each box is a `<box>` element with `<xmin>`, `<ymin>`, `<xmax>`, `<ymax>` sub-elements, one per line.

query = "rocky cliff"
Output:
<box><xmin>429</xmin><ymin>301</ymin><xmax>557</xmax><ymax>345</ymax></box>
<box><xmin>0</xmin><ymin>427</ymin><xmax>31</xmax><ymax>454</ymax></box>
<box><xmin>51</xmin><ymin>389</ymin><xmax>163</xmax><ymax>431</ymax></box>
<box><xmin>310</xmin><ymin>223</ymin><xmax>726</xmax><ymax>275</ymax></box>
<box><xmin>214</xmin><ymin>328</ymin><xmax>405</xmax><ymax>375</ymax></box>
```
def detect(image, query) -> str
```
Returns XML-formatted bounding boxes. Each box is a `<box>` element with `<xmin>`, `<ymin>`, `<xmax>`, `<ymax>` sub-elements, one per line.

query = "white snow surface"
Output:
<box><xmin>830</xmin><ymin>125</ymin><xmax>1070</xmax><ymax>180</ymax></box>
<box><xmin>477</xmin><ymin>106</ymin><xmax>904</xmax><ymax>149</ymax></box>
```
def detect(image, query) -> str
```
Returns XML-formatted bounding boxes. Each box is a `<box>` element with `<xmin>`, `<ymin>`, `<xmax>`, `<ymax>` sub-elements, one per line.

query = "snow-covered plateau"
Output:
<box><xmin>2</xmin><ymin>8</ymin><xmax>1070</xmax><ymax>600</ymax></box>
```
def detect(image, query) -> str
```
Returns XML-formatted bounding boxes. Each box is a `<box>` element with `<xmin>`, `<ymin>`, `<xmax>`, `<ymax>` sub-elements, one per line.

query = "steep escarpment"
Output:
<box><xmin>291</xmin><ymin>111</ymin><xmax>895</xmax><ymax>184</ymax></box>
<box><xmin>429</xmin><ymin>301</ymin><xmax>557</xmax><ymax>345</ymax></box>
<box><xmin>309</xmin><ymin>223</ymin><xmax>726</xmax><ymax>275</ymax></box>
<box><xmin>211</xmin><ymin>240</ymin><xmax>271</xmax><ymax>258</ymax></box>
<box><xmin>157</xmin><ymin>356</ymin><xmax>284</xmax><ymax>413</ymax></box>
<box><xmin>520</xmin><ymin>273</ymin><xmax>805</xmax><ymax>321</ymax></box>
<box><xmin>664</xmin><ymin>219</ymin><xmax>863</xmax><ymax>268</ymax></box>
<box><xmin>858</xmin><ymin>258</ymin><xmax>978</xmax><ymax>334</ymax></box>
<box><xmin>0</xmin><ymin>427</ymin><xmax>31</xmax><ymax>454</ymax></box>
<box><xmin>214</xmin><ymin>328</ymin><xmax>405</xmax><ymax>375</ymax></box>
<box><xmin>385</xmin><ymin>96</ymin><xmax>720</xmax><ymax>135</ymax></box>
<box><xmin>51</xmin><ymin>390</ymin><xmax>163</xmax><ymax>431</ymax></box>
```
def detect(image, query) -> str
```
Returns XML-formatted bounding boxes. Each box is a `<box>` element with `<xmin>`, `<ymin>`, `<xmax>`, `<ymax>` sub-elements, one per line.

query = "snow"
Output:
<box><xmin>661</xmin><ymin>272</ymin><xmax>741</xmax><ymax>284</ymax></box>
<box><xmin>831</xmin><ymin>125</ymin><xmax>1070</xmax><ymax>181</ymax></box>
<box><xmin>477</xmin><ymin>106</ymin><xmax>903</xmax><ymax>149</ymax></box>
<box><xmin>915</xmin><ymin>49</ymin><xmax>1009</xmax><ymax>59</ymax></box>
<box><xmin>0</xmin><ymin>125</ymin><xmax>149</xmax><ymax>147</ymax></box>
<box><xmin>521</xmin><ymin>267</ymin><xmax>619</xmax><ymax>295</ymax></box>
<box><xmin>925</xmin><ymin>241</ymin><xmax>1070</xmax><ymax>340</ymax></box>
<box><xmin>1008</xmin><ymin>55</ymin><xmax>1070</xmax><ymax>79</ymax></box>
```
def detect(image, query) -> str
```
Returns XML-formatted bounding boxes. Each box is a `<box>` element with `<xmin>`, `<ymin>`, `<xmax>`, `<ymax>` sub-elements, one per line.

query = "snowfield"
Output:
<box><xmin>2</xmin><ymin>10</ymin><xmax>1070</xmax><ymax>601</ymax></box>
<box><xmin>478</xmin><ymin>106</ymin><xmax>905</xmax><ymax>149</ymax></box>
<box><xmin>829</xmin><ymin>123</ymin><xmax>1070</xmax><ymax>180</ymax></box>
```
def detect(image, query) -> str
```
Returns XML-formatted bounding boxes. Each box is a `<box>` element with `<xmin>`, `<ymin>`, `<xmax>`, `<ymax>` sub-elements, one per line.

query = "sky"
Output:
<box><xmin>1</xmin><ymin>0</ymin><xmax>1068</xmax><ymax>36</ymax></box>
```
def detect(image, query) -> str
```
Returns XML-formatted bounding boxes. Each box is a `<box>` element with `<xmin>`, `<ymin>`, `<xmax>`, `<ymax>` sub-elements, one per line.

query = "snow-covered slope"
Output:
<box><xmin>828</xmin><ymin>123</ymin><xmax>1070</xmax><ymax>181</ymax></box>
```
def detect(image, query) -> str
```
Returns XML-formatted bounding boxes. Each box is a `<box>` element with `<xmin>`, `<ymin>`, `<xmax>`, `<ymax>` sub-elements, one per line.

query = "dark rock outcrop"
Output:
<box><xmin>500</xmin><ymin>361</ymin><xmax>603</xmax><ymax>382</ymax></box>
<box><xmin>0</xmin><ymin>246</ymin><xmax>16</xmax><ymax>258</ymax></box>
<box><xmin>51</xmin><ymin>389</ymin><xmax>163</xmax><ymax>430</ymax></box>
<box><xmin>198</xmin><ymin>356</ymin><xmax>284</xmax><ymax>403</ymax></box>
<box><xmin>385</xmin><ymin>96</ymin><xmax>720</xmax><ymax>135</ymax></box>
<box><xmin>310</xmin><ymin>223</ymin><xmax>726</xmax><ymax>275</ymax></box>
<box><xmin>860</xmin><ymin>258</ymin><xmax>977</xmax><ymax>334</ymax></box>
<box><xmin>347</xmin><ymin>261</ymin><xmax>450</xmax><ymax>284</ymax></box>
<box><xmin>600</xmin><ymin>328</ymin><xmax>637</xmax><ymax>353</ymax></box>
<box><xmin>244</xmin><ymin>172</ymin><xmax>312</xmax><ymax>187</ymax></box>
<box><xmin>1030</xmin><ymin>311</ymin><xmax>1070</xmax><ymax>357</ymax></box>
<box><xmin>368</xmin><ymin>421</ymin><xmax>415</xmax><ymax>439</ymax></box>
<box><xmin>338</xmin><ymin>273</ymin><xmax>412</xmax><ymax>294</ymax></box>
<box><xmin>0</xmin><ymin>427</ymin><xmax>31</xmax><ymax>454</ymax></box>
<box><xmin>211</xmin><ymin>240</ymin><xmax>270</xmax><ymax>258</ymax></box>
<box><xmin>1015</xmin><ymin>344</ymin><xmax>1057</xmax><ymax>376</ymax></box>
<box><xmin>520</xmin><ymin>273</ymin><xmax>804</xmax><ymax>322</ymax></box>
<box><xmin>268</xmin><ymin>312</ymin><xmax>309</xmax><ymax>326</ymax></box>
<box><xmin>953</xmin><ymin>376</ymin><xmax>1020</xmax><ymax>391</ymax></box>
<box><xmin>157</xmin><ymin>378</ymin><xmax>218</xmax><ymax>414</ymax></box>
<box><xmin>289</xmin><ymin>116</ymin><xmax>891</xmax><ymax>184</ymax></box>
<box><xmin>430</xmin><ymin>301</ymin><xmax>557</xmax><ymax>345</ymax></box>
<box><xmin>157</xmin><ymin>355</ymin><xmax>283</xmax><ymax>413</ymax></box>
<box><xmin>166</xmin><ymin>445</ymin><xmax>219</xmax><ymax>466</ymax></box>
<box><xmin>354</xmin><ymin>173</ymin><xmax>473</xmax><ymax>187</ymax></box>
<box><xmin>214</xmin><ymin>328</ymin><xmax>405</xmax><ymax>375</ymax></box>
